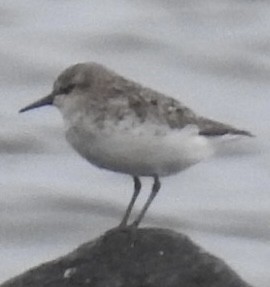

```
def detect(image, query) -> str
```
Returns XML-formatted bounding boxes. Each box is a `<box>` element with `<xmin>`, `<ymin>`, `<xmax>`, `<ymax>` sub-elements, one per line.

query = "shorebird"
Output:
<box><xmin>20</xmin><ymin>62</ymin><xmax>252</xmax><ymax>227</ymax></box>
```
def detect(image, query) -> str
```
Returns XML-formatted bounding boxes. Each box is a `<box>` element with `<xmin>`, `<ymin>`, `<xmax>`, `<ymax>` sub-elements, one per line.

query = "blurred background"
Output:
<box><xmin>0</xmin><ymin>1</ymin><xmax>270</xmax><ymax>286</ymax></box>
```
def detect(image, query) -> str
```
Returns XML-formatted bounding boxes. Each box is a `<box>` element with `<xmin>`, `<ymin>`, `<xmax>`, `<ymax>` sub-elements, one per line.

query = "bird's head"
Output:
<box><xmin>19</xmin><ymin>62</ymin><xmax>106</xmax><ymax>113</ymax></box>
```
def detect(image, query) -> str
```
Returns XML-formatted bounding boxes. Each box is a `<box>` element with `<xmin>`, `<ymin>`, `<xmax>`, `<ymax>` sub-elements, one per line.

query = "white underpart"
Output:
<box><xmin>62</xmin><ymin>111</ymin><xmax>214</xmax><ymax>177</ymax></box>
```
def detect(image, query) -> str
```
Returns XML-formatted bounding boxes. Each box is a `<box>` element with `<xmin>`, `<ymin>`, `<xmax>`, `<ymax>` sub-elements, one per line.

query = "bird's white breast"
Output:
<box><xmin>64</xmin><ymin>110</ymin><xmax>214</xmax><ymax>177</ymax></box>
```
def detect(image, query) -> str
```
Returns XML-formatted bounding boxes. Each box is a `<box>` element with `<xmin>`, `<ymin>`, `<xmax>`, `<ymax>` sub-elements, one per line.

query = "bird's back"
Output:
<box><xmin>82</xmin><ymin>64</ymin><xmax>252</xmax><ymax>138</ymax></box>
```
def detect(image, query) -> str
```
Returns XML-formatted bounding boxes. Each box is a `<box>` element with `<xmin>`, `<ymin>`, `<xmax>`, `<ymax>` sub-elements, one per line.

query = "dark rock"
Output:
<box><xmin>1</xmin><ymin>227</ymin><xmax>253</xmax><ymax>287</ymax></box>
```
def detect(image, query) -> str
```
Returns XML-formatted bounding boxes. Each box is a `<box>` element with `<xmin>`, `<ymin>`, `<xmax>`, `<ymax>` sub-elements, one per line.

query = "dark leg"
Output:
<box><xmin>132</xmin><ymin>175</ymin><xmax>161</xmax><ymax>227</ymax></box>
<box><xmin>119</xmin><ymin>176</ymin><xmax>141</xmax><ymax>227</ymax></box>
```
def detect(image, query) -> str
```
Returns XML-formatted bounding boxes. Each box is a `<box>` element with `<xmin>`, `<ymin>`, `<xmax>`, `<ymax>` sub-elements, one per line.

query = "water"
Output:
<box><xmin>1</xmin><ymin>1</ymin><xmax>270</xmax><ymax>286</ymax></box>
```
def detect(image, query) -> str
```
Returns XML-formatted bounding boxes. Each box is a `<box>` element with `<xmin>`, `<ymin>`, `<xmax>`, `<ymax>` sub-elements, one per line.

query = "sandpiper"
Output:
<box><xmin>20</xmin><ymin>62</ymin><xmax>253</xmax><ymax>227</ymax></box>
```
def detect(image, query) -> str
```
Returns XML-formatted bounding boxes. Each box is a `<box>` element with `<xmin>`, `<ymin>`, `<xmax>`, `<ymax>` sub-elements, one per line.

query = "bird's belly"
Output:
<box><xmin>66</xmin><ymin>125</ymin><xmax>214</xmax><ymax>177</ymax></box>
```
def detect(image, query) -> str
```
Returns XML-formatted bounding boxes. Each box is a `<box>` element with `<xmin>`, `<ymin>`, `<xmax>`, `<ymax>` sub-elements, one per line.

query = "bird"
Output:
<box><xmin>19</xmin><ymin>62</ymin><xmax>253</xmax><ymax>228</ymax></box>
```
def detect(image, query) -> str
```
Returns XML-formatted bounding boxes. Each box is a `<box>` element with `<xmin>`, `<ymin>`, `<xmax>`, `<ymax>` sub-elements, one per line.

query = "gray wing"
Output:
<box><xmin>108</xmin><ymin>75</ymin><xmax>253</xmax><ymax>137</ymax></box>
<box><xmin>196</xmin><ymin>117</ymin><xmax>253</xmax><ymax>137</ymax></box>
<box><xmin>129</xmin><ymin>91</ymin><xmax>253</xmax><ymax>137</ymax></box>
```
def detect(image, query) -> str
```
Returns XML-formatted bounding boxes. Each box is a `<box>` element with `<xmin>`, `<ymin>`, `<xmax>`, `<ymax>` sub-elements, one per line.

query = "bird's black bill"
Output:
<box><xmin>19</xmin><ymin>94</ymin><xmax>54</xmax><ymax>113</ymax></box>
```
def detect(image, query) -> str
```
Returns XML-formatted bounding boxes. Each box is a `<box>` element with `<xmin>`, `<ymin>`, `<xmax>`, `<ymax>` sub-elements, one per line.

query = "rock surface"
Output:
<box><xmin>1</xmin><ymin>227</ymin><xmax>253</xmax><ymax>287</ymax></box>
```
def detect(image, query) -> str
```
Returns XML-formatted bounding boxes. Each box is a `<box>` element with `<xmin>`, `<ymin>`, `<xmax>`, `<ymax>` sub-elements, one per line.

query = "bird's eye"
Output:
<box><xmin>61</xmin><ymin>84</ymin><xmax>75</xmax><ymax>94</ymax></box>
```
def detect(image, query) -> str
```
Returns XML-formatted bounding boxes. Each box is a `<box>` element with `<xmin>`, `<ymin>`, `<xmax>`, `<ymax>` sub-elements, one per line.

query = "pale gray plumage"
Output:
<box><xmin>20</xmin><ymin>62</ymin><xmax>253</xmax><ymax>227</ymax></box>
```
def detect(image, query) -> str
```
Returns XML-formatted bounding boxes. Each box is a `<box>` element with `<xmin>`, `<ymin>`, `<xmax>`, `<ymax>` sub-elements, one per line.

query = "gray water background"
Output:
<box><xmin>0</xmin><ymin>1</ymin><xmax>270</xmax><ymax>286</ymax></box>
